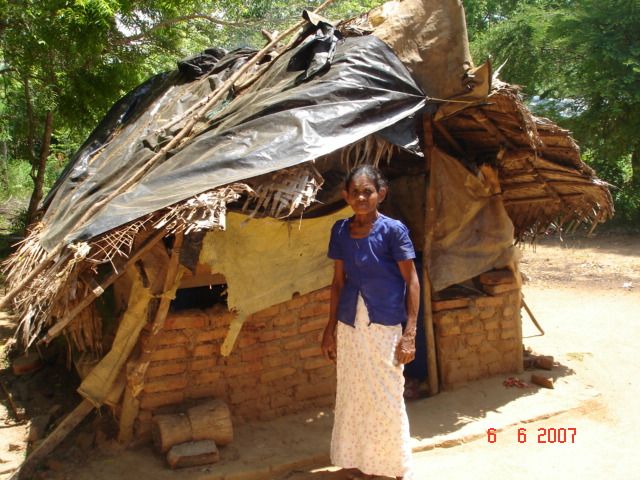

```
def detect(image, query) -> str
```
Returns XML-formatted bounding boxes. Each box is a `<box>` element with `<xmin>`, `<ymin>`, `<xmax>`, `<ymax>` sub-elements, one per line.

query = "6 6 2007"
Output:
<box><xmin>487</xmin><ymin>427</ymin><xmax>577</xmax><ymax>443</ymax></box>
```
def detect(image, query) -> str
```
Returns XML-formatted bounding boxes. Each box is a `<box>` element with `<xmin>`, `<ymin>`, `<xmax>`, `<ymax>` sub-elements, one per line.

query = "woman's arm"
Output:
<box><xmin>395</xmin><ymin>259</ymin><xmax>420</xmax><ymax>364</ymax></box>
<box><xmin>321</xmin><ymin>260</ymin><xmax>345</xmax><ymax>362</ymax></box>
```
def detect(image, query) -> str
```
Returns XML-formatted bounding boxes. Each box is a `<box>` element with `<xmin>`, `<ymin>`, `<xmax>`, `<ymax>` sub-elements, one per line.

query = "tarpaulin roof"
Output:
<box><xmin>39</xmin><ymin>33</ymin><xmax>427</xmax><ymax>251</ymax></box>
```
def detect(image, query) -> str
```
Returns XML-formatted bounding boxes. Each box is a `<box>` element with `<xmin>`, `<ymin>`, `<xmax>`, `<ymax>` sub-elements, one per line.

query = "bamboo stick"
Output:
<box><xmin>1</xmin><ymin>0</ymin><xmax>336</xmax><ymax>315</ymax></box>
<box><xmin>422</xmin><ymin>115</ymin><xmax>439</xmax><ymax>396</ymax></box>
<box><xmin>41</xmin><ymin>228</ymin><xmax>167</xmax><ymax>344</ymax></box>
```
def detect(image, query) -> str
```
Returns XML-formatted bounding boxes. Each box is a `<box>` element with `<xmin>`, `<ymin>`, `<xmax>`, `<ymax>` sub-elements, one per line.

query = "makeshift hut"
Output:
<box><xmin>2</xmin><ymin>0</ymin><xmax>612</xmax><ymax>463</ymax></box>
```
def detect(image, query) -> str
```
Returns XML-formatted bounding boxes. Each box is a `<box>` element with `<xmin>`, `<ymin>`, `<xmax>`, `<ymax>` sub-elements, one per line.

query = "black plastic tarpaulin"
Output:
<box><xmin>39</xmin><ymin>33</ymin><xmax>427</xmax><ymax>251</ymax></box>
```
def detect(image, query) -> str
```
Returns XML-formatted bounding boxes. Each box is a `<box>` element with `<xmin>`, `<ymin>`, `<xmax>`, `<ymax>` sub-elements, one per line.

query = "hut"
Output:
<box><xmin>2</xmin><ymin>0</ymin><xmax>612</xmax><ymax>461</ymax></box>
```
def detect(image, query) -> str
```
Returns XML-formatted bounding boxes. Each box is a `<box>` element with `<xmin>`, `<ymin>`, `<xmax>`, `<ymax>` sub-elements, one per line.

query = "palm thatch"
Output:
<box><xmin>433</xmin><ymin>81</ymin><xmax>614</xmax><ymax>240</ymax></box>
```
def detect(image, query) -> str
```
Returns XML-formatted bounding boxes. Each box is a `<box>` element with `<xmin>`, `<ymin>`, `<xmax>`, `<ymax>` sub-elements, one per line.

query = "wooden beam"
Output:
<box><xmin>502</xmin><ymin>179</ymin><xmax>600</xmax><ymax>190</ymax></box>
<box><xmin>469</xmin><ymin>109</ymin><xmax>517</xmax><ymax>150</ymax></box>
<box><xmin>503</xmin><ymin>193</ymin><xmax>583</xmax><ymax>206</ymax></box>
<box><xmin>433</xmin><ymin>121</ymin><xmax>466</xmax><ymax>157</ymax></box>
<box><xmin>422</xmin><ymin>115</ymin><xmax>439</xmax><ymax>396</ymax></box>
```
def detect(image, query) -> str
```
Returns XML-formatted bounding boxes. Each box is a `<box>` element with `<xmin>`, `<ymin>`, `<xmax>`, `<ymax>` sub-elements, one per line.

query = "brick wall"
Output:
<box><xmin>433</xmin><ymin>280</ymin><xmax>523</xmax><ymax>389</ymax></box>
<box><xmin>135</xmin><ymin>286</ymin><xmax>335</xmax><ymax>437</ymax></box>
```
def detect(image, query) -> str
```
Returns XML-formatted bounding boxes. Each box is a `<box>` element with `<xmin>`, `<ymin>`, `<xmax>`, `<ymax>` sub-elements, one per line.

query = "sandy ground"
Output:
<box><xmin>1</xmin><ymin>232</ymin><xmax>639</xmax><ymax>479</ymax></box>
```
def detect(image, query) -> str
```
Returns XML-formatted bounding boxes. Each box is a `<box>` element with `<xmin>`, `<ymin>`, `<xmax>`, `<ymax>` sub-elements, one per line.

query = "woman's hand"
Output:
<box><xmin>395</xmin><ymin>331</ymin><xmax>416</xmax><ymax>364</ymax></box>
<box><xmin>321</xmin><ymin>326</ymin><xmax>337</xmax><ymax>363</ymax></box>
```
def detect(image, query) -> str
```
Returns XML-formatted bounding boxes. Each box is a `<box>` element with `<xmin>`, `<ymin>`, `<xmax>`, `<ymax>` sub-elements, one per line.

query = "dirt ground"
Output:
<box><xmin>1</xmin><ymin>232</ymin><xmax>639</xmax><ymax>479</ymax></box>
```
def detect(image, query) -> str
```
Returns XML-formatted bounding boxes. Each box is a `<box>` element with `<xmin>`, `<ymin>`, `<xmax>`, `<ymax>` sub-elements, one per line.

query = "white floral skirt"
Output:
<box><xmin>331</xmin><ymin>295</ymin><xmax>413</xmax><ymax>479</ymax></box>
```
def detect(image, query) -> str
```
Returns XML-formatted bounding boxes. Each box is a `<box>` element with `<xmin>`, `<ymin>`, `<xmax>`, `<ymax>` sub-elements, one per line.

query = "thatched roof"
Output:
<box><xmin>433</xmin><ymin>81</ymin><xmax>613</xmax><ymax>239</ymax></box>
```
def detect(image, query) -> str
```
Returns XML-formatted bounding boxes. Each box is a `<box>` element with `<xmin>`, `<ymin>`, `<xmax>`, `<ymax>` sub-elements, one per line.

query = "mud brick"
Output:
<box><xmin>253</xmin><ymin>304</ymin><xmax>282</xmax><ymax>319</ymax></box>
<box><xmin>299</xmin><ymin>317</ymin><xmax>327</xmax><ymax>333</ymax></box>
<box><xmin>164</xmin><ymin>314</ymin><xmax>207</xmax><ymax>330</ymax></box>
<box><xmin>313</xmin><ymin>303</ymin><xmax>330</xmax><ymax>316</ymax></box>
<box><xmin>196</xmin><ymin>328</ymin><xmax>228</xmax><ymax>343</ymax></box>
<box><xmin>474</xmin><ymin>296</ymin><xmax>504</xmax><ymax>308</ymax></box>
<box><xmin>531</xmin><ymin>373</ymin><xmax>554</xmax><ymax>389</ymax></box>
<box><xmin>479</xmin><ymin>307</ymin><xmax>496</xmax><ymax>320</ymax></box>
<box><xmin>187</xmin><ymin>383</ymin><xmax>226</xmax><ymax>400</ymax></box>
<box><xmin>438</xmin><ymin>336</ymin><xmax>461</xmax><ymax>352</ymax></box>
<box><xmin>461</xmin><ymin>322</ymin><xmax>483</xmax><ymax>334</ymax></box>
<box><xmin>263</xmin><ymin>355</ymin><xmax>292</xmax><ymax>368</ymax></box>
<box><xmin>309</xmin><ymin>365</ymin><xmax>335</xmax><ymax>380</ymax></box>
<box><xmin>486</xmin><ymin>330</ymin><xmax>499</xmax><ymax>341</ymax></box>
<box><xmin>503</xmin><ymin>305</ymin><xmax>516</xmax><ymax>317</ymax></box>
<box><xmin>241</xmin><ymin>345</ymin><xmax>280</xmax><ymax>362</ymax></box>
<box><xmin>432</xmin><ymin>297</ymin><xmax>470</xmax><ymax>312</ymax></box>
<box><xmin>299</xmin><ymin>304</ymin><xmax>319</xmax><ymax>319</ymax></box>
<box><xmin>299</xmin><ymin>346</ymin><xmax>322</xmax><ymax>359</ymax></box>
<box><xmin>144</xmin><ymin>374</ymin><xmax>188</xmax><ymax>394</ymax></box>
<box><xmin>151</xmin><ymin>332</ymin><xmax>188</xmax><ymax>347</ymax></box>
<box><xmin>230</xmin><ymin>387</ymin><xmax>261</xmax><ymax>404</ymax></box>
<box><xmin>287</xmin><ymin>295</ymin><xmax>309</xmax><ymax>309</ymax></box>
<box><xmin>278</xmin><ymin>326</ymin><xmax>301</xmax><ymax>338</ymax></box>
<box><xmin>455</xmin><ymin>310</ymin><xmax>474</xmax><ymax>323</ymax></box>
<box><xmin>147</xmin><ymin>361</ymin><xmax>188</xmax><ymax>378</ymax></box>
<box><xmin>535</xmin><ymin>355</ymin><xmax>554</xmax><ymax>370</ymax></box>
<box><xmin>271</xmin><ymin>392</ymin><xmax>295</xmax><ymax>409</ymax></box>
<box><xmin>150</xmin><ymin>346</ymin><xmax>189</xmax><ymax>362</ymax></box>
<box><xmin>238</xmin><ymin>336</ymin><xmax>258</xmax><ymax>348</ymax></box>
<box><xmin>466</xmin><ymin>334</ymin><xmax>485</xmax><ymax>346</ymax></box>
<box><xmin>283</xmin><ymin>336</ymin><xmax>309</xmax><ymax>350</ymax></box>
<box><xmin>313</xmin><ymin>288</ymin><xmax>332</xmax><ymax>301</ymax></box>
<box><xmin>191</xmin><ymin>358</ymin><xmax>217</xmax><ymax>371</ymax></box>
<box><xmin>443</xmin><ymin>365</ymin><xmax>466</xmax><ymax>384</ymax></box>
<box><xmin>274</xmin><ymin>312</ymin><xmax>296</xmax><ymax>327</ymax></box>
<box><xmin>304</xmin><ymin>357</ymin><xmax>331</xmax><ymax>371</ymax></box>
<box><xmin>193</xmin><ymin>370</ymin><xmax>222</xmax><ymax>385</ymax></box>
<box><xmin>193</xmin><ymin>344</ymin><xmax>217</xmax><ymax>357</ymax></box>
<box><xmin>482</xmin><ymin>283</ymin><xmax>519</xmax><ymax>295</ymax></box>
<box><xmin>295</xmin><ymin>381</ymin><xmax>334</xmax><ymax>400</ymax></box>
<box><xmin>260</xmin><ymin>367</ymin><xmax>297</xmax><ymax>383</ymax></box>
<box><xmin>500</xmin><ymin>328</ymin><xmax>517</xmax><ymax>340</ymax></box>
<box><xmin>500</xmin><ymin>319</ymin><xmax>515</xmax><ymax>328</ymax></box>
<box><xmin>484</xmin><ymin>319</ymin><xmax>500</xmax><ymax>330</ymax></box>
<box><xmin>438</xmin><ymin>324</ymin><xmax>461</xmax><ymax>337</ymax></box>
<box><xmin>434</xmin><ymin>313</ymin><xmax>456</xmax><ymax>327</ymax></box>
<box><xmin>225</xmin><ymin>363</ymin><xmax>263</xmax><ymax>377</ymax></box>
<box><xmin>140</xmin><ymin>390</ymin><xmax>184</xmax><ymax>409</ymax></box>
<box><xmin>257</xmin><ymin>330</ymin><xmax>281</xmax><ymax>342</ymax></box>
<box><xmin>479</xmin><ymin>269</ymin><xmax>515</xmax><ymax>286</ymax></box>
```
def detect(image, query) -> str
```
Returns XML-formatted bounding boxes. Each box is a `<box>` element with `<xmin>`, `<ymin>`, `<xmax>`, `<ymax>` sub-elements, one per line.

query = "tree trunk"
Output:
<box><xmin>1</xmin><ymin>141</ymin><xmax>8</xmax><ymax>193</ymax></box>
<box><xmin>26</xmin><ymin>110</ymin><xmax>53</xmax><ymax>225</ymax></box>
<box><xmin>631</xmin><ymin>145</ymin><xmax>640</xmax><ymax>188</ymax></box>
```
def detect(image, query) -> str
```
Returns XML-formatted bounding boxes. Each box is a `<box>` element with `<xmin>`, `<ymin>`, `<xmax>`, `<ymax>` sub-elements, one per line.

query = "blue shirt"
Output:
<box><xmin>328</xmin><ymin>214</ymin><xmax>416</xmax><ymax>327</ymax></box>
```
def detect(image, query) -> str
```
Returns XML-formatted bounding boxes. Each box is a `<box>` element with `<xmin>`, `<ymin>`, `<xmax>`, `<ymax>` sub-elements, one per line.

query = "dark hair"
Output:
<box><xmin>344</xmin><ymin>165</ymin><xmax>388</xmax><ymax>192</ymax></box>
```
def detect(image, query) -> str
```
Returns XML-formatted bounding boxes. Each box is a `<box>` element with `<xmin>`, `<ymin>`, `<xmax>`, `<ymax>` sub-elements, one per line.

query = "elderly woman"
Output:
<box><xmin>321</xmin><ymin>165</ymin><xmax>419</xmax><ymax>480</ymax></box>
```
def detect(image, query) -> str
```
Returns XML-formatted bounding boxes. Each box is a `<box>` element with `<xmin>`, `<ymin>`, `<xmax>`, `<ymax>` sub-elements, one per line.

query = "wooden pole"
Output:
<box><xmin>422</xmin><ymin>115</ymin><xmax>439</xmax><ymax>396</ymax></box>
<box><xmin>0</xmin><ymin>0</ymin><xmax>336</xmax><ymax>313</ymax></box>
<box><xmin>11</xmin><ymin>399</ymin><xmax>94</xmax><ymax>480</ymax></box>
<box><xmin>117</xmin><ymin>232</ymin><xmax>185</xmax><ymax>443</ymax></box>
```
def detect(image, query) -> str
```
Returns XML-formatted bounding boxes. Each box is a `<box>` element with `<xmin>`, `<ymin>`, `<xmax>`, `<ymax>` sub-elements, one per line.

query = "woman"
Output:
<box><xmin>321</xmin><ymin>165</ymin><xmax>420</xmax><ymax>480</ymax></box>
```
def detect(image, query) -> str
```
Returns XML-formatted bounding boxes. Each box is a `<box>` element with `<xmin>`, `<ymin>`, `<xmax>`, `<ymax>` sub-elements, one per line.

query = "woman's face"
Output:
<box><xmin>343</xmin><ymin>174</ymin><xmax>386</xmax><ymax>215</ymax></box>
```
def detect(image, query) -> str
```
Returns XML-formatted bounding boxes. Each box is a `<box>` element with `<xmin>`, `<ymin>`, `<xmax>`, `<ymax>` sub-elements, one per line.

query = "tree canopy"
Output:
<box><xmin>1</xmin><ymin>0</ymin><xmax>638</xmax><ymax>226</ymax></box>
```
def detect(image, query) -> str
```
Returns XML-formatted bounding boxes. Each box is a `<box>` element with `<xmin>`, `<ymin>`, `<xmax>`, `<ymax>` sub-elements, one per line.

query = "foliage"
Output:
<box><xmin>466</xmin><ymin>0</ymin><xmax>640</xmax><ymax>225</ymax></box>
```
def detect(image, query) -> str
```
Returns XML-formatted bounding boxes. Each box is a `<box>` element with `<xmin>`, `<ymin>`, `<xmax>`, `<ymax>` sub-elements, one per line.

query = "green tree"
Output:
<box><xmin>0</xmin><ymin>0</ymin><xmax>384</xmax><ymax>226</ymax></box>
<box><xmin>467</xmin><ymin>0</ymin><xmax>640</xmax><ymax>222</ymax></box>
